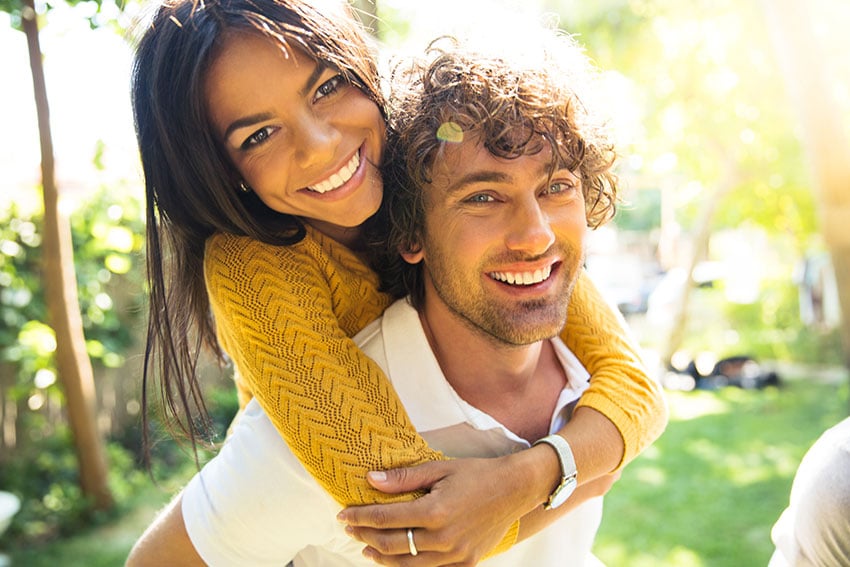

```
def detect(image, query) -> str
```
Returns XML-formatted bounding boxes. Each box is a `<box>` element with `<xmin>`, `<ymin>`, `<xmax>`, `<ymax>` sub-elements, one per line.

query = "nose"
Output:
<box><xmin>292</xmin><ymin>111</ymin><xmax>341</xmax><ymax>170</ymax></box>
<box><xmin>504</xmin><ymin>196</ymin><xmax>555</xmax><ymax>256</ymax></box>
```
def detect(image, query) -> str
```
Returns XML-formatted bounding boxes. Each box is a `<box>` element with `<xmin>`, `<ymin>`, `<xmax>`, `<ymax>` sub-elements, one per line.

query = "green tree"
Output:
<box><xmin>551</xmin><ymin>0</ymin><xmax>826</xmax><ymax>362</ymax></box>
<box><xmin>0</xmin><ymin>0</ymin><xmax>114</xmax><ymax>510</ymax></box>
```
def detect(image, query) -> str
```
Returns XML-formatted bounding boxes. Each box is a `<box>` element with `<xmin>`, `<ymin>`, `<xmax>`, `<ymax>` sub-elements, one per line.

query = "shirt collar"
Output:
<box><xmin>378</xmin><ymin>299</ymin><xmax>589</xmax><ymax>436</ymax></box>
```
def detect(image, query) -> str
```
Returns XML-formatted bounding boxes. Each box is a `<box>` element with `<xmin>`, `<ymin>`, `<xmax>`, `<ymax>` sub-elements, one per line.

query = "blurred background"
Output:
<box><xmin>0</xmin><ymin>0</ymin><xmax>848</xmax><ymax>565</ymax></box>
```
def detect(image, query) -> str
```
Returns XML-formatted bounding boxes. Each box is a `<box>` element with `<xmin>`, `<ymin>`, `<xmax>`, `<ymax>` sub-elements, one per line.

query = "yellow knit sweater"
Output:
<box><xmin>205</xmin><ymin>225</ymin><xmax>666</xmax><ymax>509</ymax></box>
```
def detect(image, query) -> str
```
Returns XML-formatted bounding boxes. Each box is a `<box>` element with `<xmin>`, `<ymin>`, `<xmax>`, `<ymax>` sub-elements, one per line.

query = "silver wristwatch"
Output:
<box><xmin>533</xmin><ymin>434</ymin><xmax>578</xmax><ymax>510</ymax></box>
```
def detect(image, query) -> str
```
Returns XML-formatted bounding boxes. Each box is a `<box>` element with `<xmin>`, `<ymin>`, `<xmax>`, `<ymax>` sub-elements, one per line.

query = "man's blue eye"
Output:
<box><xmin>547</xmin><ymin>182</ymin><xmax>576</xmax><ymax>195</ymax></box>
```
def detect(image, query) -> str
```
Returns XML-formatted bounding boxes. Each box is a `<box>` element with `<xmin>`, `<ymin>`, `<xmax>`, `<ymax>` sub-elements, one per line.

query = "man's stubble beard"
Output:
<box><xmin>426</xmin><ymin>245</ymin><xmax>585</xmax><ymax>348</ymax></box>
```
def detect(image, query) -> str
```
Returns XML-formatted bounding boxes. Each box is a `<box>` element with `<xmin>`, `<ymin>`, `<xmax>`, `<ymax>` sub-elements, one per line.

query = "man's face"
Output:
<box><xmin>402</xmin><ymin>138</ymin><xmax>587</xmax><ymax>346</ymax></box>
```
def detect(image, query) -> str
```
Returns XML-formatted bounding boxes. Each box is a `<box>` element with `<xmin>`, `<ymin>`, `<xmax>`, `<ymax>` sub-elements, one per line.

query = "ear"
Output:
<box><xmin>400</xmin><ymin>243</ymin><xmax>424</xmax><ymax>265</ymax></box>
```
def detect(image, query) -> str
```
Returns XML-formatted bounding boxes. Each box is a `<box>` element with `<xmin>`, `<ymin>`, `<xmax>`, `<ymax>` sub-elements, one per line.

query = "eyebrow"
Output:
<box><xmin>222</xmin><ymin>61</ymin><xmax>330</xmax><ymax>144</ymax></box>
<box><xmin>299</xmin><ymin>61</ymin><xmax>329</xmax><ymax>98</ymax></box>
<box><xmin>443</xmin><ymin>160</ymin><xmax>552</xmax><ymax>195</ymax></box>
<box><xmin>444</xmin><ymin>171</ymin><xmax>511</xmax><ymax>195</ymax></box>
<box><xmin>223</xmin><ymin>112</ymin><xmax>275</xmax><ymax>143</ymax></box>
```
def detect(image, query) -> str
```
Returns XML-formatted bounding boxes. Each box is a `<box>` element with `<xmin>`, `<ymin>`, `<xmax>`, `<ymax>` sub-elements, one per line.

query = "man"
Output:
<box><xmin>129</xmin><ymin>28</ymin><xmax>621</xmax><ymax>567</ymax></box>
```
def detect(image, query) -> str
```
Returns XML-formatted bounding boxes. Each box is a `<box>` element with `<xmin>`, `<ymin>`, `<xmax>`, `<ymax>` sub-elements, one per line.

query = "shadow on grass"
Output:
<box><xmin>594</xmin><ymin>378</ymin><xmax>849</xmax><ymax>567</ymax></box>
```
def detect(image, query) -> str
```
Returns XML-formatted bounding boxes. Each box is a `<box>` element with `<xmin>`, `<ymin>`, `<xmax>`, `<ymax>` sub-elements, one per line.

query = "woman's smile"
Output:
<box><xmin>306</xmin><ymin>148</ymin><xmax>360</xmax><ymax>194</ymax></box>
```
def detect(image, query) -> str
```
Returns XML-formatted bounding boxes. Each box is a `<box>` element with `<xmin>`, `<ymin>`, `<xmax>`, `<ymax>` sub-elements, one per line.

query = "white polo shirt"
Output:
<box><xmin>183</xmin><ymin>298</ymin><xmax>603</xmax><ymax>566</ymax></box>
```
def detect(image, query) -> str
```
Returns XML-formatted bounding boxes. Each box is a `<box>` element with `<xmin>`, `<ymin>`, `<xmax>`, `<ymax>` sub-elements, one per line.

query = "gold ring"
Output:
<box><xmin>406</xmin><ymin>528</ymin><xmax>418</xmax><ymax>556</ymax></box>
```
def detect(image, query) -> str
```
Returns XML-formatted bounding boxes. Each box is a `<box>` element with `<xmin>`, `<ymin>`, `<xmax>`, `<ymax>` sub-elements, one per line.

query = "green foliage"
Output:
<box><xmin>723</xmin><ymin>280</ymin><xmax>844</xmax><ymax>365</ymax></box>
<box><xmin>6</xmin><ymin>464</ymin><xmax>199</xmax><ymax>567</ymax></box>
<box><xmin>0</xmin><ymin>426</ymin><xmax>148</xmax><ymax>546</ymax></box>
<box><xmin>614</xmin><ymin>187</ymin><xmax>662</xmax><ymax>231</ymax></box>
<box><xmin>557</xmin><ymin>0</ymin><xmax>819</xmax><ymax>242</ymax></box>
<box><xmin>658</xmin><ymin>278</ymin><xmax>843</xmax><ymax>366</ymax></box>
<box><xmin>0</xmin><ymin>189</ymin><xmax>146</xmax><ymax>404</ymax></box>
<box><xmin>0</xmin><ymin>382</ymin><xmax>237</xmax><ymax>549</ymax></box>
<box><xmin>0</xmin><ymin>0</ymin><xmax>121</xmax><ymax>31</ymax></box>
<box><xmin>373</xmin><ymin>2</ymin><xmax>412</xmax><ymax>44</ymax></box>
<box><xmin>206</xmin><ymin>385</ymin><xmax>241</xmax><ymax>434</ymax></box>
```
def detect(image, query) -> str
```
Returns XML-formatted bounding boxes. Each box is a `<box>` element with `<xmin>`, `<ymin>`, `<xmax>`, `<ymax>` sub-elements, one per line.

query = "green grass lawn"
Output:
<box><xmin>594</xmin><ymin>377</ymin><xmax>849</xmax><ymax>567</ymax></box>
<box><xmin>5</xmin><ymin>376</ymin><xmax>847</xmax><ymax>566</ymax></box>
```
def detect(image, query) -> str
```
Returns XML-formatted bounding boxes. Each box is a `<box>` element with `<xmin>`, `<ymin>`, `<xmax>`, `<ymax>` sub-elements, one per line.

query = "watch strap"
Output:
<box><xmin>533</xmin><ymin>434</ymin><xmax>578</xmax><ymax>509</ymax></box>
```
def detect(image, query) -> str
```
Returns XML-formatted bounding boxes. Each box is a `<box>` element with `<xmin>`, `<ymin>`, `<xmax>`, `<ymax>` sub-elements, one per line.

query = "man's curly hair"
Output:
<box><xmin>369</xmin><ymin>33</ymin><xmax>619</xmax><ymax>307</ymax></box>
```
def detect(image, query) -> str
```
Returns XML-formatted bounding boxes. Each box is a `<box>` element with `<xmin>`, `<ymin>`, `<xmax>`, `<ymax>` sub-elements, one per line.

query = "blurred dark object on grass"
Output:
<box><xmin>664</xmin><ymin>355</ymin><xmax>781</xmax><ymax>391</ymax></box>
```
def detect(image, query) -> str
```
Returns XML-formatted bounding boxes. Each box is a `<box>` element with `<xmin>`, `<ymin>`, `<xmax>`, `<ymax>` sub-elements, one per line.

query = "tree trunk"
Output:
<box><xmin>21</xmin><ymin>0</ymin><xmax>113</xmax><ymax>510</ymax></box>
<box><xmin>762</xmin><ymin>0</ymin><xmax>850</xmax><ymax>380</ymax></box>
<box><xmin>660</xmin><ymin>155</ymin><xmax>739</xmax><ymax>366</ymax></box>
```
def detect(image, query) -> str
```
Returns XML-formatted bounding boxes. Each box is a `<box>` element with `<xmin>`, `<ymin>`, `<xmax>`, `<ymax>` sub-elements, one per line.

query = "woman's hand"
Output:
<box><xmin>337</xmin><ymin>450</ymin><xmax>555</xmax><ymax>566</ymax></box>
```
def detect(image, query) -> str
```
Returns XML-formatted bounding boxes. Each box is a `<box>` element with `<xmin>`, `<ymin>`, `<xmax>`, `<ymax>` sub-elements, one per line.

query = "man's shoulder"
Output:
<box><xmin>353</xmin><ymin>316</ymin><xmax>384</xmax><ymax>355</ymax></box>
<box><xmin>353</xmin><ymin>298</ymin><xmax>418</xmax><ymax>370</ymax></box>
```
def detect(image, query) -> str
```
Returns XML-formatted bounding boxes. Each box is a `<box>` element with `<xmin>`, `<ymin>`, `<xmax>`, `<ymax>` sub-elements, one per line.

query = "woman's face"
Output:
<box><xmin>205</xmin><ymin>31</ymin><xmax>385</xmax><ymax>233</ymax></box>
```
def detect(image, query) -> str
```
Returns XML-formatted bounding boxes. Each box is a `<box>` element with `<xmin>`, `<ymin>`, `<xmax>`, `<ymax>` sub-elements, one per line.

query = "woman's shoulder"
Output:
<box><xmin>204</xmin><ymin>229</ymin><xmax>371</xmax><ymax>281</ymax></box>
<box><xmin>203</xmin><ymin>232</ymin><xmax>331</xmax><ymax>307</ymax></box>
<box><xmin>205</xmin><ymin>231</ymin><xmax>317</xmax><ymax>265</ymax></box>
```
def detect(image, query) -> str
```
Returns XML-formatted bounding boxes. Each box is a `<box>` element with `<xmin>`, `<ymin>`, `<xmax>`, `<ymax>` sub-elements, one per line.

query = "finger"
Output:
<box><xmin>366</xmin><ymin>461</ymin><xmax>452</xmax><ymax>494</ymax></box>
<box><xmin>338</xmin><ymin>498</ymin><xmax>432</xmax><ymax>528</ymax></box>
<box><xmin>362</xmin><ymin>548</ymin><xmax>460</xmax><ymax>567</ymax></box>
<box><xmin>346</xmin><ymin>526</ymin><xmax>425</xmax><ymax>556</ymax></box>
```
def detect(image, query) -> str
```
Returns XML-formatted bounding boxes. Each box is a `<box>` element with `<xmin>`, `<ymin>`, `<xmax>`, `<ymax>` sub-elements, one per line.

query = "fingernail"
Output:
<box><xmin>336</xmin><ymin>511</ymin><xmax>347</xmax><ymax>523</ymax></box>
<box><xmin>367</xmin><ymin>471</ymin><xmax>387</xmax><ymax>483</ymax></box>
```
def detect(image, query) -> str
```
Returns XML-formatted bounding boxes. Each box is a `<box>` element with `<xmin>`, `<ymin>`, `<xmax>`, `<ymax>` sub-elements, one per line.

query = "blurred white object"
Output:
<box><xmin>0</xmin><ymin>490</ymin><xmax>20</xmax><ymax>567</ymax></box>
<box><xmin>0</xmin><ymin>492</ymin><xmax>19</xmax><ymax>537</ymax></box>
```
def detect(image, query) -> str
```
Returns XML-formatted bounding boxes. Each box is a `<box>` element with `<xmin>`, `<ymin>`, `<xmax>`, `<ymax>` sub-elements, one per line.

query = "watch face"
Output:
<box><xmin>549</xmin><ymin>475</ymin><xmax>578</xmax><ymax>509</ymax></box>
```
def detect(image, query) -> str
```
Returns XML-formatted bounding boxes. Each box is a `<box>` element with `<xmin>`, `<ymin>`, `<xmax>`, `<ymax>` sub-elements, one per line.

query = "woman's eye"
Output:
<box><xmin>315</xmin><ymin>75</ymin><xmax>343</xmax><ymax>101</ymax></box>
<box><xmin>241</xmin><ymin>126</ymin><xmax>276</xmax><ymax>150</ymax></box>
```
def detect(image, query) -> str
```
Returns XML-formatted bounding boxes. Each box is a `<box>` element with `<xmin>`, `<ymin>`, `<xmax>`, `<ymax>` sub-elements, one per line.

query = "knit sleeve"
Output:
<box><xmin>205</xmin><ymin>231</ymin><xmax>443</xmax><ymax>505</ymax></box>
<box><xmin>561</xmin><ymin>270</ymin><xmax>668</xmax><ymax>469</ymax></box>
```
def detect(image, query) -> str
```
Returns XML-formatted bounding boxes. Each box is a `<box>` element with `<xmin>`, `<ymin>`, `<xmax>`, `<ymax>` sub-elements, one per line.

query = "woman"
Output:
<box><xmin>132</xmin><ymin>0</ymin><xmax>667</xmax><ymax>561</ymax></box>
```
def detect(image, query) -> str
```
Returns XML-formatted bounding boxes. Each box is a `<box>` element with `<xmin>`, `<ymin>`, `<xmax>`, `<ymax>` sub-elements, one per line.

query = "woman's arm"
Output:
<box><xmin>561</xmin><ymin>270</ymin><xmax>668</xmax><ymax>469</ymax></box>
<box><xmin>205</xmin><ymin>230</ymin><xmax>443</xmax><ymax>504</ymax></box>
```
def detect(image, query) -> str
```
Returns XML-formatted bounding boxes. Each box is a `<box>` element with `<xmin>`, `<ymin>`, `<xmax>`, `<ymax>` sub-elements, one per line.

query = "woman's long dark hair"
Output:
<box><xmin>131</xmin><ymin>0</ymin><xmax>383</xmax><ymax>461</ymax></box>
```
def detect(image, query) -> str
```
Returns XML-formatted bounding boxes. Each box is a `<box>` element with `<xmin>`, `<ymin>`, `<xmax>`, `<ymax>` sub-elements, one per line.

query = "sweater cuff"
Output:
<box><xmin>485</xmin><ymin>519</ymin><xmax>520</xmax><ymax>558</ymax></box>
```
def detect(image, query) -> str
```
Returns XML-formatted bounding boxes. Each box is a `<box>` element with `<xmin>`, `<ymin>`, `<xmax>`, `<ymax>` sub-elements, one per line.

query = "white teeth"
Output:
<box><xmin>308</xmin><ymin>152</ymin><xmax>360</xmax><ymax>193</ymax></box>
<box><xmin>489</xmin><ymin>265</ymin><xmax>552</xmax><ymax>286</ymax></box>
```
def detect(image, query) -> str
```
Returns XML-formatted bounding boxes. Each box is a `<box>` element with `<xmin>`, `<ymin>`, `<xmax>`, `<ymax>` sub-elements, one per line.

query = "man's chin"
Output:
<box><xmin>483</xmin><ymin>316</ymin><xmax>568</xmax><ymax>346</ymax></box>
